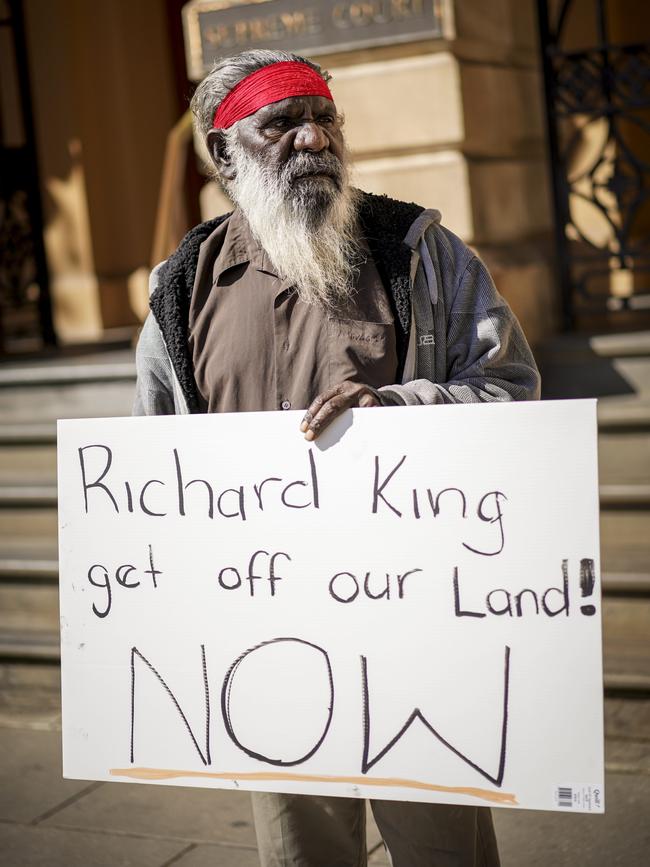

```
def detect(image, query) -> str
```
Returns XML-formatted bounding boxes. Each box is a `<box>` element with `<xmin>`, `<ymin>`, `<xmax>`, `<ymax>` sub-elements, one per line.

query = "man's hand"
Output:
<box><xmin>300</xmin><ymin>381</ymin><xmax>381</xmax><ymax>440</ymax></box>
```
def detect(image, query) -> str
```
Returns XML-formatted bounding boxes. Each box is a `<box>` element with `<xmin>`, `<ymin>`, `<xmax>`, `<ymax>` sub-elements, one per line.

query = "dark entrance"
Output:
<box><xmin>0</xmin><ymin>0</ymin><xmax>55</xmax><ymax>354</ymax></box>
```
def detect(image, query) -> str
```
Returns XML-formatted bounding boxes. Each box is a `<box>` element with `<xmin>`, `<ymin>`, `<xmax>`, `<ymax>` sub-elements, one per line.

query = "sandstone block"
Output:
<box><xmin>451</xmin><ymin>0</ymin><xmax>539</xmax><ymax>64</ymax></box>
<box><xmin>353</xmin><ymin>151</ymin><xmax>552</xmax><ymax>244</ymax></box>
<box><xmin>468</xmin><ymin>158</ymin><xmax>552</xmax><ymax>243</ymax></box>
<box><xmin>330</xmin><ymin>53</ymin><xmax>464</xmax><ymax>155</ymax></box>
<box><xmin>329</xmin><ymin>53</ymin><xmax>544</xmax><ymax>158</ymax></box>
<box><xmin>461</xmin><ymin>65</ymin><xmax>544</xmax><ymax>155</ymax></box>
<box><xmin>354</xmin><ymin>150</ymin><xmax>473</xmax><ymax>235</ymax></box>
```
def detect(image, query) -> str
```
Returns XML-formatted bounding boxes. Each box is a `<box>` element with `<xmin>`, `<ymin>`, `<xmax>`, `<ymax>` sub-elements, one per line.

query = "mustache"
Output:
<box><xmin>280</xmin><ymin>151</ymin><xmax>345</xmax><ymax>188</ymax></box>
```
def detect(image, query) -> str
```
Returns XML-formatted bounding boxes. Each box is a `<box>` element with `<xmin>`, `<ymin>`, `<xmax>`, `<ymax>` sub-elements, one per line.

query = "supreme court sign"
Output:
<box><xmin>58</xmin><ymin>401</ymin><xmax>604</xmax><ymax>813</ymax></box>
<box><xmin>182</xmin><ymin>0</ymin><xmax>448</xmax><ymax>80</ymax></box>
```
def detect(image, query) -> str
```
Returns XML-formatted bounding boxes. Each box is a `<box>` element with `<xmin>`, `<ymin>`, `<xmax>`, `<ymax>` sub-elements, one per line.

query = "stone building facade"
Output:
<box><xmin>6</xmin><ymin>0</ymin><xmax>645</xmax><ymax>352</ymax></box>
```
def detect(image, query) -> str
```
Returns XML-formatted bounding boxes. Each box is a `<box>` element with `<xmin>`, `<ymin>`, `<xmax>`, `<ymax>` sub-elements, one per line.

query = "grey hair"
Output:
<box><xmin>190</xmin><ymin>49</ymin><xmax>331</xmax><ymax>139</ymax></box>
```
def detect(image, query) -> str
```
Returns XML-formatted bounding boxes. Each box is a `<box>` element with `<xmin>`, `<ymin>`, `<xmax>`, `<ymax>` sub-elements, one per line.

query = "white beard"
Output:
<box><xmin>224</xmin><ymin>136</ymin><xmax>362</xmax><ymax>310</ymax></box>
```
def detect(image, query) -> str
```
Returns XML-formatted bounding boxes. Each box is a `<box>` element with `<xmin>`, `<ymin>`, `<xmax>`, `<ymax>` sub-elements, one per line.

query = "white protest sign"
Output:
<box><xmin>58</xmin><ymin>401</ymin><xmax>604</xmax><ymax>814</ymax></box>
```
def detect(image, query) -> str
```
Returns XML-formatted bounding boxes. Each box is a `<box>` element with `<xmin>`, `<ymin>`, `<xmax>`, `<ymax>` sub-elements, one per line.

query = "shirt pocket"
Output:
<box><xmin>327</xmin><ymin>317</ymin><xmax>398</xmax><ymax>389</ymax></box>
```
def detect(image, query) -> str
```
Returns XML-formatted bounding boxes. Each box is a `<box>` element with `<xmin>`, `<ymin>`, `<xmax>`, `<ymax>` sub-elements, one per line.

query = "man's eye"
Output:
<box><xmin>266</xmin><ymin>117</ymin><xmax>292</xmax><ymax>131</ymax></box>
<box><xmin>318</xmin><ymin>116</ymin><xmax>335</xmax><ymax>126</ymax></box>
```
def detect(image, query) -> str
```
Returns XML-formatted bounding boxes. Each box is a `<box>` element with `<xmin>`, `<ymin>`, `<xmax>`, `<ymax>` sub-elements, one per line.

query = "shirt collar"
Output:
<box><xmin>214</xmin><ymin>208</ymin><xmax>279</xmax><ymax>281</ymax></box>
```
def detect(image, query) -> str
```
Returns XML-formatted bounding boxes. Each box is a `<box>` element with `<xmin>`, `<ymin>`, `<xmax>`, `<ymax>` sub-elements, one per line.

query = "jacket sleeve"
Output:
<box><xmin>132</xmin><ymin>312</ymin><xmax>177</xmax><ymax>416</ymax></box>
<box><xmin>377</xmin><ymin>253</ymin><xmax>541</xmax><ymax>406</ymax></box>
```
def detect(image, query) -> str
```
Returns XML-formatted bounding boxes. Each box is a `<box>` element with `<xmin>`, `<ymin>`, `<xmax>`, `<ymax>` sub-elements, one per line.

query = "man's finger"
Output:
<box><xmin>300</xmin><ymin>383</ymin><xmax>381</xmax><ymax>440</ymax></box>
<box><xmin>303</xmin><ymin>393</ymin><xmax>354</xmax><ymax>440</ymax></box>
<box><xmin>300</xmin><ymin>384</ymin><xmax>346</xmax><ymax>432</ymax></box>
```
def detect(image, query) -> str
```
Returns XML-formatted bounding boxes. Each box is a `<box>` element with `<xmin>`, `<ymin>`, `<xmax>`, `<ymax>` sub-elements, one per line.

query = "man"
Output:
<box><xmin>134</xmin><ymin>48</ymin><xmax>540</xmax><ymax>867</ymax></box>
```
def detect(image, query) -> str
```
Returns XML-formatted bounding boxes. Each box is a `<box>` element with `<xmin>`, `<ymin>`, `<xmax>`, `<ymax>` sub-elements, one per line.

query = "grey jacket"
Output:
<box><xmin>133</xmin><ymin>205</ymin><xmax>540</xmax><ymax>416</ymax></box>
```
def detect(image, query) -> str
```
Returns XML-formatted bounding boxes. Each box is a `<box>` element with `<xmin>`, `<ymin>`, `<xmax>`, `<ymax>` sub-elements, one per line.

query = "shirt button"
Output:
<box><xmin>281</xmin><ymin>400</ymin><xmax>291</xmax><ymax>410</ymax></box>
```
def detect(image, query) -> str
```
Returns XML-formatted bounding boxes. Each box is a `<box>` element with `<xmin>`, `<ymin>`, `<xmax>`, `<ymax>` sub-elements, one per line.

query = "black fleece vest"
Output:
<box><xmin>150</xmin><ymin>190</ymin><xmax>424</xmax><ymax>412</ymax></box>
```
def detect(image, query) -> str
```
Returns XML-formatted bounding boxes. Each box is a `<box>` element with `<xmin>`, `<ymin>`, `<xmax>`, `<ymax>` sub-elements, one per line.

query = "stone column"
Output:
<box><xmin>23</xmin><ymin>0</ymin><xmax>179</xmax><ymax>342</ymax></box>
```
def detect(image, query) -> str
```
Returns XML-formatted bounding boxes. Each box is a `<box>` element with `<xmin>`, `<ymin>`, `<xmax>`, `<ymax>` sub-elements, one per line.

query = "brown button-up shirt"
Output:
<box><xmin>188</xmin><ymin>209</ymin><xmax>397</xmax><ymax>414</ymax></box>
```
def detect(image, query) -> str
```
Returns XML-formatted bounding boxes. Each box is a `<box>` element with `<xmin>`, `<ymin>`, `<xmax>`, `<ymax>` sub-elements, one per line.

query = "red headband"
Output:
<box><xmin>212</xmin><ymin>61</ymin><xmax>333</xmax><ymax>130</ymax></box>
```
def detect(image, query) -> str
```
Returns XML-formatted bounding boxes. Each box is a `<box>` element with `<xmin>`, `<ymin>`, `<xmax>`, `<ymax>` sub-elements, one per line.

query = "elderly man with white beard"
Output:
<box><xmin>133</xmin><ymin>48</ymin><xmax>540</xmax><ymax>867</ymax></box>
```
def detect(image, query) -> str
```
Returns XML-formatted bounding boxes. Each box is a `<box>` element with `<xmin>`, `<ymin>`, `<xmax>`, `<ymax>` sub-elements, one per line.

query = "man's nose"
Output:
<box><xmin>293</xmin><ymin>121</ymin><xmax>328</xmax><ymax>152</ymax></box>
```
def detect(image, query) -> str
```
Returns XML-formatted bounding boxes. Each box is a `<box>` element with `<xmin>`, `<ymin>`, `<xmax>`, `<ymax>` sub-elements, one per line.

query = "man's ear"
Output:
<box><xmin>206</xmin><ymin>129</ymin><xmax>236</xmax><ymax>181</ymax></box>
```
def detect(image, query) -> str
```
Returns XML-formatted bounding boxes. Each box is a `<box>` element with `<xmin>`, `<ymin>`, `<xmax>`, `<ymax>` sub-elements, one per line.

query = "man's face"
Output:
<box><xmin>234</xmin><ymin>94</ymin><xmax>345</xmax><ymax>175</ymax></box>
<box><xmin>211</xmin><ymin>94</ymin><xmax>348</xmax><ymax>221</ymax></box>
<box><xmin>206</xmin><ymin>90</ymin><xmax>359</xmax><ymax>309</ymax></box>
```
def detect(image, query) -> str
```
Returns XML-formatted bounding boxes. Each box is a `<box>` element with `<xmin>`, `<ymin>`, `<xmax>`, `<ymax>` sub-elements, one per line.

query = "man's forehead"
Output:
<box><xmin>252</xmin><ymin>94</ymin><xmax>337</xmax><ymax>121</ymax></box>
<box><xmin>211</xmin><ymin>61</ymin><xmax>335</xmax><ymax>131</ymax></box>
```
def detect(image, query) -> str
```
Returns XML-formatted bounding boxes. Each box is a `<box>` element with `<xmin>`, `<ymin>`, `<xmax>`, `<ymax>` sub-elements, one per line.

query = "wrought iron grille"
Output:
<box><xmin>538</xmin><ymin>0</ymin><xmax>650</xmax><ymax>328</ymax></box>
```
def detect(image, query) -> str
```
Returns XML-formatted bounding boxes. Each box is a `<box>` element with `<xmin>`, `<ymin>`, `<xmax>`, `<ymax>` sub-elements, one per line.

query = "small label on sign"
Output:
<box><xmin>554</xmin><ymin>785</ymin><xmax>603</xmax><ymax>811</ymax></box>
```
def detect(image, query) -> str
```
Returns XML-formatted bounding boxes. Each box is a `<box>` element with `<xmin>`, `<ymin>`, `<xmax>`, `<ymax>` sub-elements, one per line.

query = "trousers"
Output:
<box><xmin>251</xmin><ymin>793</ymin><xmax>500</xmax><ymax>867</ymax></box>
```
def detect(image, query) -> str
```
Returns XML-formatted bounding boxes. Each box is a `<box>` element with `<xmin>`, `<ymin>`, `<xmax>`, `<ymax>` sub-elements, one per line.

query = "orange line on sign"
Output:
<box><xmin>109</xmin><ymin>767</ymin><xmax>518</xmax><ymax>805</ymax></box>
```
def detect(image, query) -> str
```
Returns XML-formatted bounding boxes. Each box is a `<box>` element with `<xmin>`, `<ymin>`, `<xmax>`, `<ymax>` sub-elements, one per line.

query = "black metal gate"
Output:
<box><xmin>537</xmin><ymin>0</ymin><xmax>650</xmax><ymax>329</ymax></box>
<box><xmin>0</xmin><ymin>0</ymin><xmax>56</xmax><ymax>353</ymax></box>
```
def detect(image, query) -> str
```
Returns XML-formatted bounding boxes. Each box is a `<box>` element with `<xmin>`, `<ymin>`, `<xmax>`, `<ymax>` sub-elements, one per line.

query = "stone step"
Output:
<box><xmin>0</xmin><ymin>629</ymin><xmax>60</xmax><ymax>662</ymax></box>
<box><xmin>590</xmin><ymin>330</ymin><xmax>650</xmax><ymax>358</ymax></box>
<box><xmin>0</xmin><ymin>557</ymin><xmax>58</xmax><ymax>582</ymax></box>
<box><xmin>2</xmin><ymin>558</ymin><xmax>647</xmax><ymax>597</ymax></box>
<box><xmin>539</xmin><ymin>329</ymin><xmax>650</xmax><ymax>408</ymax></box>
<box><xmin>0</xmin><ymin>444</ymin><xmax>57</xmax><ymax>485</ymax></box>
<box><xmin>0</xmin><ymin>423</ymin><xmax>57</xmax><ymax>445</ymax></box>
<box><xmin>0</xmin><ymin>406</ymin><xmax>650</xmax><ymax>438</ymax></box>
<box><xmin>0</xmin><ymin>404</ymin><xmax>647</xmax><ymax>441</ymax></box>
<box><xmin>0</xmin><ymin>431</ymin><xmax>646</xmax><ymax>488</ymax></box>
<box><xmin>602</xmin><ymin>598</ymin><xmax>650</xmax><ymax>688</ymax></box>
<box><xmin>0</xmin><ymin>381</ymin><xmax>135</xmax><ymax>425</ymax></box>
<box><xmin>1</xmin><ymin>439</ymin><xmax>649</xmax><ymax>496</ymax></box>
<box><xmin>0</xmin><ymin>662</ymin><xmax>62</xmax><ymax>729</ymax></box>
<box><xmin>1</xmin><ymin>483</ymin><xmax>648</xmax><ymax>509</ymax></box>
<box><xmin>598</xmin><ymin>431</ymin><xmax>650</xmax><ymax>485</ymax></box>
<box><xmin>0</xmin><ymin>348</ymin><xmax>133</xmax><ymax>367</ymax></box>
<box><xmin>597</xmin><ymin>401</ymin><xmax>650</xmax><ymax>432</ymax></box>
<box><xmin>0</xmin><ymin>573</ymin><xmax>60</xmax><ymax>661</ymax></box>
<box><xmin>0</xmin><ymin>589</ymin><xmax>645</xmax><ymax>692</ymax></box>
<box><xmin>599</xmin><ymin>485</ymin><xmax>650</xmax><ymax>507</ymax></box>
<box><xmin>0</xmin><ymin>508</ymin><xmax>58</xmax><ymax>554</ymax></box>
<box><xmin>2</xmin><ymin>663</ymin><xmax>647</xmax><ymax>737</ymax></box>
<box><xmin>0</xmin><ymin>486</ymin><xmax>57</xmax><ymax>507</ymax></box>
<box><xmin>0</xmin><ymin>360</ymin><xmax>135</xmax><ymax>388</ymax></box>
<box><xmin>539</xmin><ymin>331</ymin><xmax>650</xmax><ymax>364</ymax></box>
<box><xmin>0</xmin><ymin>485</ymin><xmax>650</xmax><ymax>524</ymax></box>
<box><xmin>0</xmin><ymin>583</ymin><xmax>59</xmax><ymax>633</ymax></box>
<box><xmin>602</xmin><ymin>574</ymin><xmax>650</xmax><ymax>596</ymax></box>
<box><xmin>0</xmin><ymin>502</ymin><xmax>647</xmax><ymax>571</ymax></box>
<box><xmin>599</xmin><ymin>511</ymin><xmax>650</xmax><ymax>575</ymax></box>
<box><xmin>609</xmin><ymin>356</ymin><xmax>650</xmax><ymax>397</ymax></box>
<box><xmin>0</xmin><ymin>351</ymin><xmax>133</xmax><ymax>431</ymax></box>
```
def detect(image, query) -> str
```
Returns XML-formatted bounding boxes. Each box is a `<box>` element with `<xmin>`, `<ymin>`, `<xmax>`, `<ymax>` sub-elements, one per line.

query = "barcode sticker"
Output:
<box><xmin>554</xmin><ymin>785</ymin><xmax>603</xmax><ymax>812</ymax></box>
